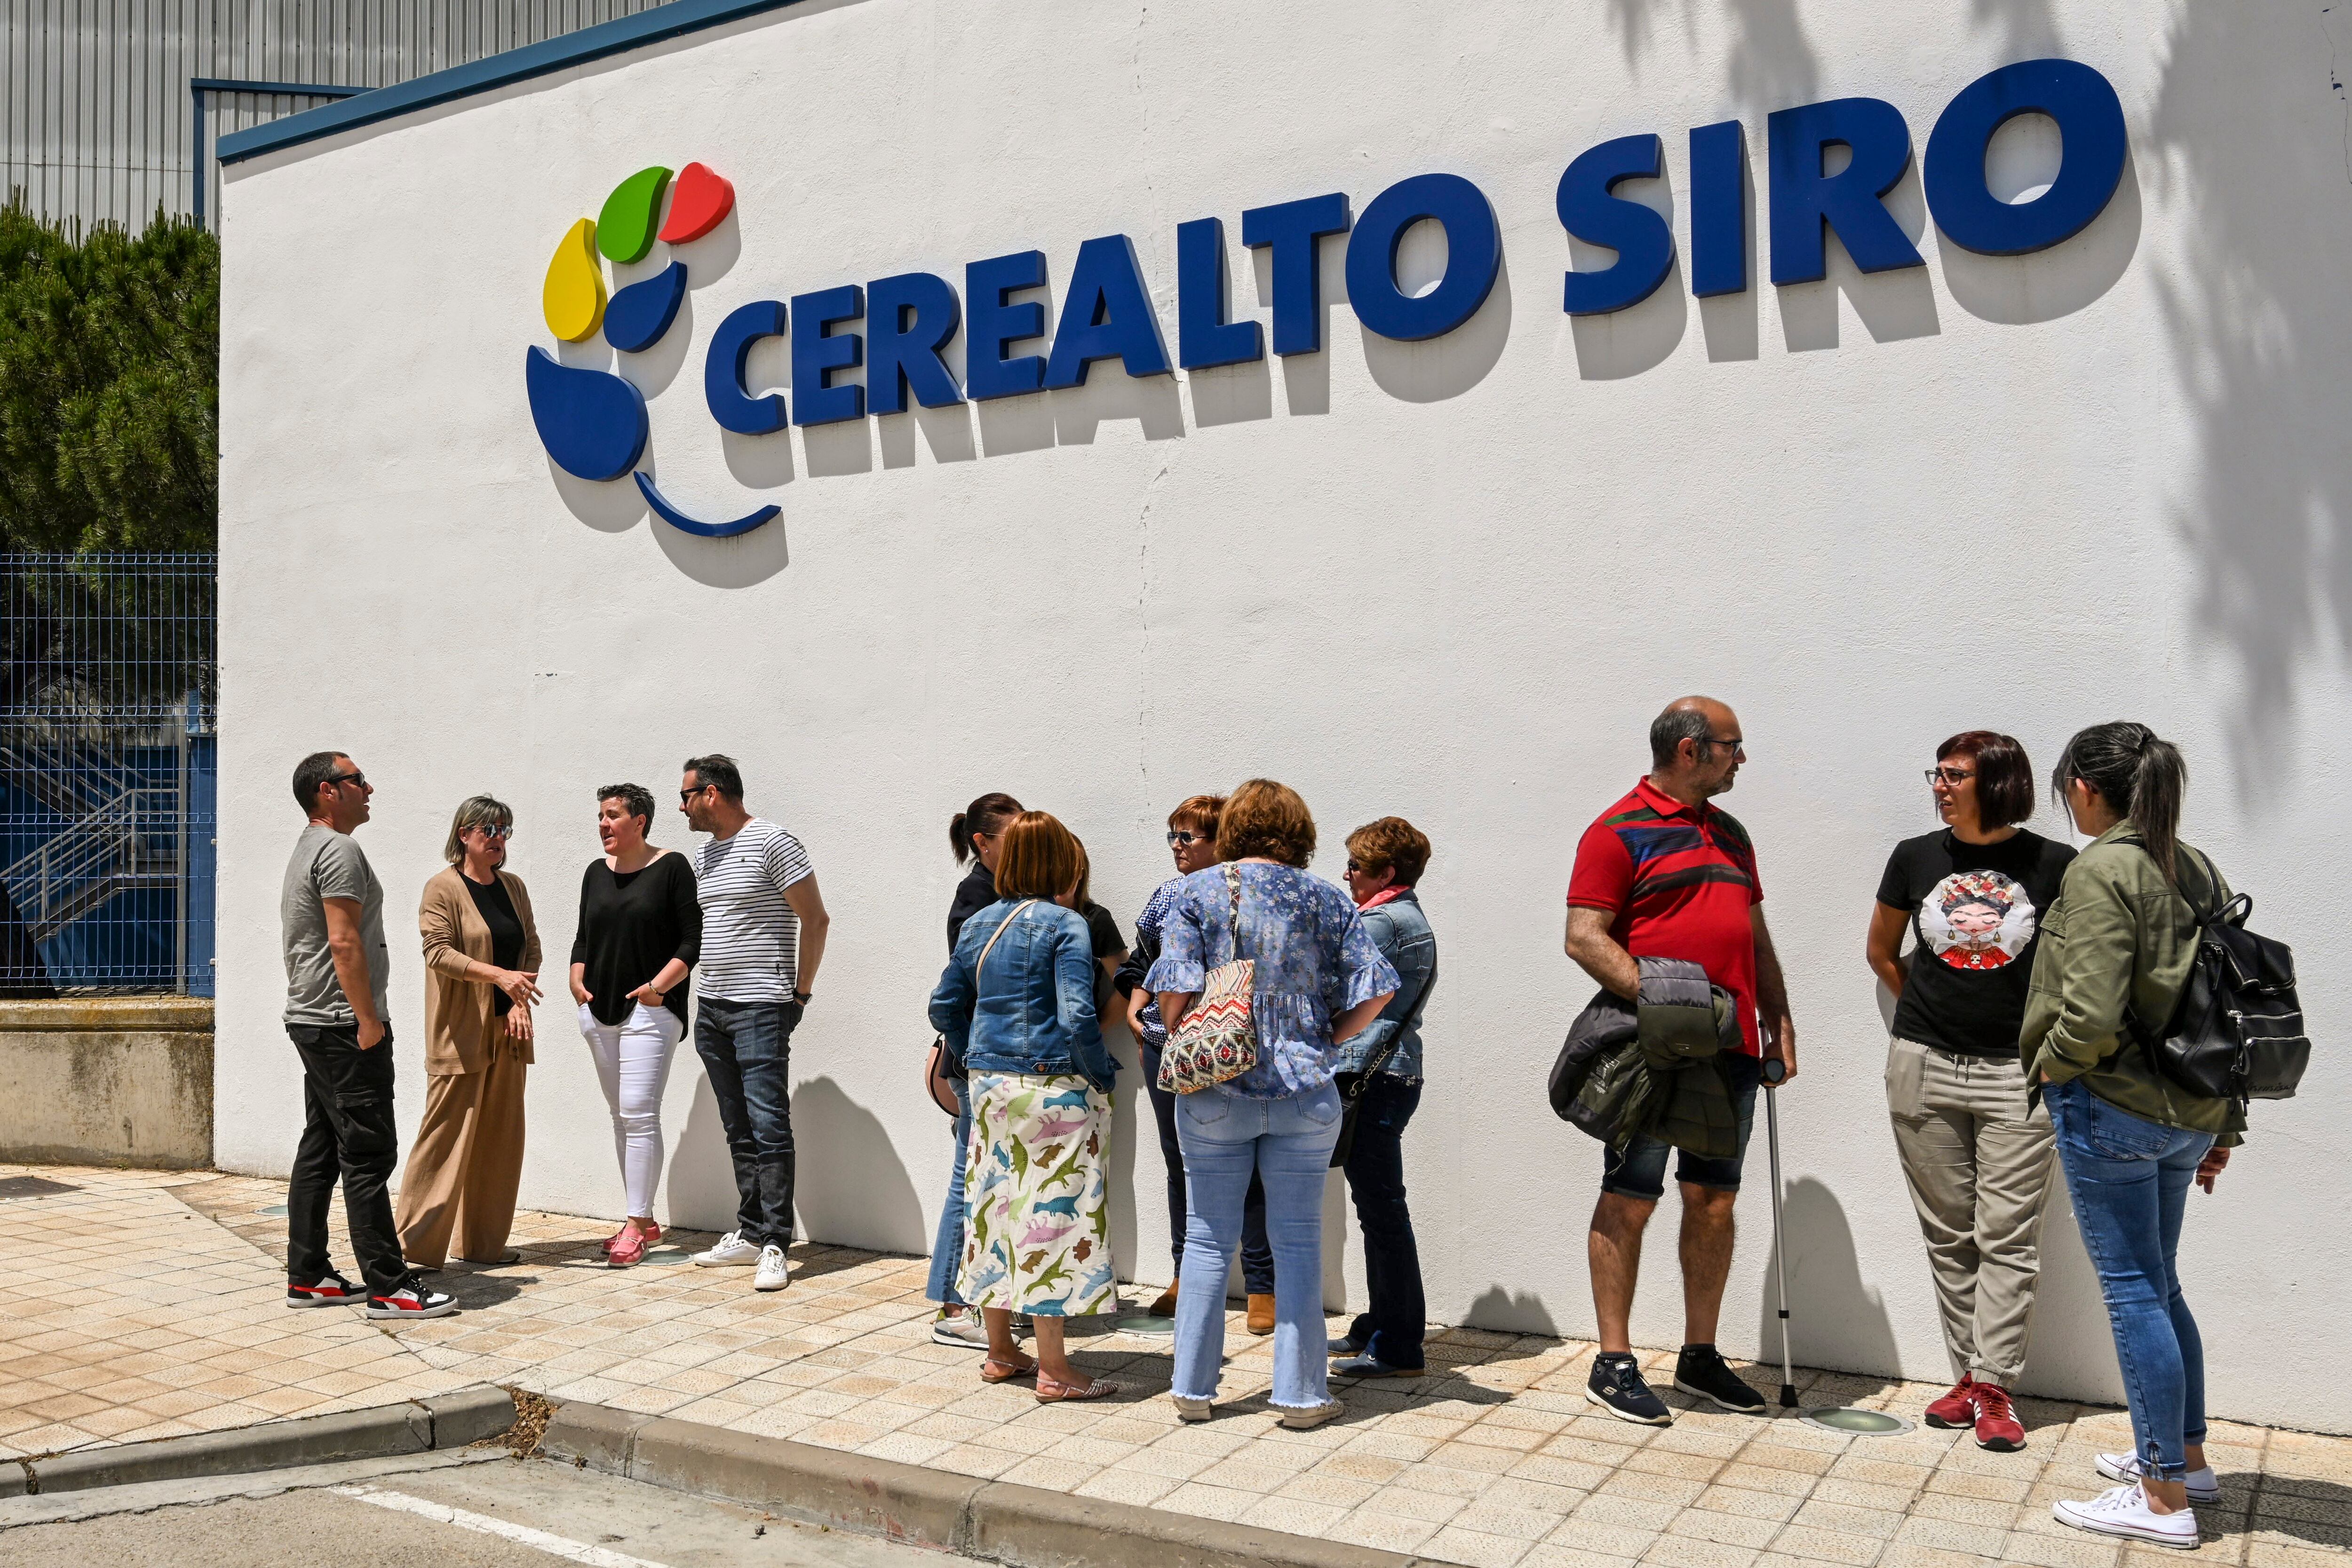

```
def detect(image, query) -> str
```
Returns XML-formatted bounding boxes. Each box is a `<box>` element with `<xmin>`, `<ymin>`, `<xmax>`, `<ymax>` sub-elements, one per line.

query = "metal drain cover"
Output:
<box><xmin>1801</xmin><ymin>1407</ymin><xmax>1915</xmax><ymax>1435</ymax></box>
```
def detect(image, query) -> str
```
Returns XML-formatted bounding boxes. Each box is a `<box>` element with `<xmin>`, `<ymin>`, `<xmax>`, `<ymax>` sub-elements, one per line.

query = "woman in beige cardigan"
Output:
<box><xmin>397</xmin><ymin>795</ymin><xmax>544</xmax><ymax>1269</ymax></box>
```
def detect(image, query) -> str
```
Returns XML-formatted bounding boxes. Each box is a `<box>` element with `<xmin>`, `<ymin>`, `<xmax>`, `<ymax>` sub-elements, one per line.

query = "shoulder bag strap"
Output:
<box><xmin>1223</xmin><ymin>863</ymin><xmax>1245</xmax><ymax>962</ymax></box>
<box><xmin>977</xmin><ymin>900</ymin><xmax>1039</xmax><ymax>979</ymax></box>
<box><xmin>1348</xmin><ymin>949</ymin><xmax>1438</xmax><ymax>1098</ymax></box>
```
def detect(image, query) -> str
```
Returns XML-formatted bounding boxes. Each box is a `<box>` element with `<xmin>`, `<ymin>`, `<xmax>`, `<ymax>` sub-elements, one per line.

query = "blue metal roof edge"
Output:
<box><xmin>215</xmin><ymin>0</ymin><xmax>807</xmax><ymax>165</ymax></box>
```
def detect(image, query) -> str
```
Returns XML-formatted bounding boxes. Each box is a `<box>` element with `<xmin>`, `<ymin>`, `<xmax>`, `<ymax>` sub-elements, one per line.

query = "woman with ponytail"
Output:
<box><xmin>928</xmin><ymin>792</ymin><xmax>1025</xmax><ymax>1349</ymax></box>
<box><xmin>2025</xmin><ymin>722</ymin><xmax>2240</xmax><ymax>1550</ymax></box>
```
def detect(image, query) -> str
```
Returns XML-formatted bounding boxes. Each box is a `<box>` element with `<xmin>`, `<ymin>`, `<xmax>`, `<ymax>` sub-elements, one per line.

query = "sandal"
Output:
<box><xmin>1036</xmin><ymin>1374</ymin><xmax>1121</xmax><ymax>1403</ymax></box>
<box><xmin>981</xmin><ymin>1356</ymin><xmax>1038</xmax><ymax>1384</ymax></box>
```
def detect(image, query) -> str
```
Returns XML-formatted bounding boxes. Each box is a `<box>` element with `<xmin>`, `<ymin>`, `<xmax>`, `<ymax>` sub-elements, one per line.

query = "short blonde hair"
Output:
<box><xmin>996</xmin><ymin>811</ymin><xmax>1086</xmax><ymax>901</ymax></box>
<box><xmin>1217</xmin><ymin>779</ymin><xmax>1315</xmax><ymax>868</ymax></box>
<box><xmin>443</xmin><ymin>794</ymin><xmax>513</xmax><ymax>864</ymax></box>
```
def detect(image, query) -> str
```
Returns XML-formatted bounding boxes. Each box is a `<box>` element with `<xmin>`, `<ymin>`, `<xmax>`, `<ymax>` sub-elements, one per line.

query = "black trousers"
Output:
<box><xmin>1342</xmin><ymin>1076</ymin><xmax>1426</xmax><ymax>1368</ymax></box>
<box><xmin>1141</xmin><ymin>1042</ymin><xmax>1273</xmax><ymax>1292</ymax></box>
<box><xmin>286</xmin><ymin>1022</ymin><xmax>409</xmax><ymax>1296</ymax></box>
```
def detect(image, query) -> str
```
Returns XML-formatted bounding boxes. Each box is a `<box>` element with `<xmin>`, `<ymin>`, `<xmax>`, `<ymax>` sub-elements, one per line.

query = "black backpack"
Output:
<box><xmin>2126</xmin><ymin>845</ymin><xmax>2308</xmax><ymax>1102</ymax></box>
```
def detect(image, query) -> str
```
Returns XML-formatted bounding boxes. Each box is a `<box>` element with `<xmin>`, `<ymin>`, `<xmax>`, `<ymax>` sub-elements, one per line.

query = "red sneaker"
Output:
<box><xmin>1924</xmin><ymin>1375</ymin><xmax>1976</xmax><ymax>1429</ymax></box>
<box><xmin>1971</xmin><ymin>1381</ymin><xmax>2025</xmax><ymax>1452</ymax></box>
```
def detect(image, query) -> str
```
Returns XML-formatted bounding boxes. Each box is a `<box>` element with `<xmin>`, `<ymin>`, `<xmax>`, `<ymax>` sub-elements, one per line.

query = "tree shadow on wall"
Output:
<box><xmin>2151</xmin><ymin>6</ymin><xmax>2352</xmax><ymax>797</ymax></box>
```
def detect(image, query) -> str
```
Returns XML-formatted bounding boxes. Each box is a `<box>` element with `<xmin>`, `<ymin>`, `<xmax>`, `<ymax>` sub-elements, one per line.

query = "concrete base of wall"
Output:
<box><xmin>0</xmin><ymin>998</ymin><xmax>214</xmax><ymax>1169</ymax></box>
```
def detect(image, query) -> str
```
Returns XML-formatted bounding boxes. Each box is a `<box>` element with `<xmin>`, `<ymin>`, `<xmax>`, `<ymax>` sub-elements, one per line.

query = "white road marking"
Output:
<box><xmin>332</xmin><ymin>1485</ymin><xmax>673</xmax><ymax>1567</ymax></box>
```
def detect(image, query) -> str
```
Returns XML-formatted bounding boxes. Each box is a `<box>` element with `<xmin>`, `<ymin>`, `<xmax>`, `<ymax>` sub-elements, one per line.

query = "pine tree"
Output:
<box><xmin>0</xmin><ymin>197</ymin><xmax>217</xmax><ymax>553</ymax></box>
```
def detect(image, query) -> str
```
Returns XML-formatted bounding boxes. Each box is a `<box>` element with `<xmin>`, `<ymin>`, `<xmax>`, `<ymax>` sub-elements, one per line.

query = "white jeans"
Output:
<box><xmin>579</xmin><ymin>1002</ymin><xmax>683</xmax><ymax>1218</ymax></box>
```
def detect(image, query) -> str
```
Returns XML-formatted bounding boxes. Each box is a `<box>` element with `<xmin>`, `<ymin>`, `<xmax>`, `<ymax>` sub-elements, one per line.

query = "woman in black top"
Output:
<box><xmin>928</xmin><ymin>792</ymin><xmax>1023</xmax><ymax>1346</ymax></box>
<box><xmin>1866</xmin><ymin>731</ymin><xmax>2075</xmax><ymax>1451</ymax></box>
<box><xmin>570</xmin><ymin>782</ymin><xmax>701</xmax><ymax>1267</ymax></box>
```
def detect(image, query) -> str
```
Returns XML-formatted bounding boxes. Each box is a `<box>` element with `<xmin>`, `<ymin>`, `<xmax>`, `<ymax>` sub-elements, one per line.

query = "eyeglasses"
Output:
<box><xmin>1925</xmin><ymin>767</ymin><xmax>1977</xmax><ymax>786</ymax></box>
<box><xmin>470</xmin><ymin>823</ymin><xmax>513</xmax><ymax>840</ymax></box>
<box><xmin>1166</xmin><ymin>831</ymin><xmax>1213</xmax><ymax>846</ymax></box>
<box><xmin>1344</xmin><ymin>860</ymin><xmax>1366</xmax><ymax>874</ymax></box>
<box><xmin>1697</xmin><ymin>737</ymin><xmax>1745</xmax><ymax>755</ymax></box>
<box><xmin>326</xmin><ymin>770</ymin><xmax>368</xmax><ymax>789</ymax></box>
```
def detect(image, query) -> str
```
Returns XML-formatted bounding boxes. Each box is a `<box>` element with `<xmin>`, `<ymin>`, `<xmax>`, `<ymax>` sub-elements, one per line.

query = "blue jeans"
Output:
<box><xmin>927</xmin><ymin>1078</ymin><xmax>972</xmax><ymax>1305</ymax></box>
<box><xmin>693</xmin><ymin>998</ymin><xmax>800</xmax><ymax>1249</ymax></box>
<box><xmin>2046</xmin><ymin>1078</ymin><xmax>2213</xmax><ymax>1480</ymax></box>
<box><xmin>1341</xmin><ymin>1076</ymin><xmax>1425</xmax><ymax>1369</ymax></box>
<box><xmin>1173</xmin><ymin>1081</ymin><xmax>1343</xmax><ymax>1410</ymax></box>
<box><xmin>1142</xmin><ymin>1042</ymin><xmax>1273</xmax><ymax>1291</ymax></box>
<box><xmin>1602</xmin><ymin>1051</ymin><xmax>1763</xmax><ymax>1200</ymax></box>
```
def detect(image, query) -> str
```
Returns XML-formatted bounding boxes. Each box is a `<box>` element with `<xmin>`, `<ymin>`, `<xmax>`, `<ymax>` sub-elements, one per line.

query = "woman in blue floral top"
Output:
<box><xmin>1146</xmin><ymin>779</ymin><xmax>1398</xmax><ymax>1428</ymax></box>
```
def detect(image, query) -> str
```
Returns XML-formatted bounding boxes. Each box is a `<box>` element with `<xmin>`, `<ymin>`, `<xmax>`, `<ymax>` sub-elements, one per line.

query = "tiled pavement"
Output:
<box><xmin>5</xmin><ymin>1164</ymin><xmax>2349</xmax><ymax>1568</ymax></box>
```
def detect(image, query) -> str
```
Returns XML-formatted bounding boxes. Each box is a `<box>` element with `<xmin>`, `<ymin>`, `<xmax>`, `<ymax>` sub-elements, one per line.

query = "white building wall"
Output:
<box><xmin>216</xmin><ymin>0</ymin><xmax>2352</xmax><ymax>1433</ymax></box>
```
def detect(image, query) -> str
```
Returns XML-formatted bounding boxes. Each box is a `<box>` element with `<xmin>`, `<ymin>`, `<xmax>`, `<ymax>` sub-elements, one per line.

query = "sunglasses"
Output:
<box><xmin>679</xmin><ymin>784</ymin><xmax>710</xmax><ymax>803</ymax></box>
<box><xmin>469</xmin><ymin>823</ymin><xmax>513</xmax><ymax>840</ymax></box>
<box><xmin>1166</xmin><ymin>831</ymin><xmax>1214</xmax><ymax>847</ymax></box>
<box><xmin>326</xmin><ymin>770</ymin><xmax>368</xmax><ymax>789</ymax></box>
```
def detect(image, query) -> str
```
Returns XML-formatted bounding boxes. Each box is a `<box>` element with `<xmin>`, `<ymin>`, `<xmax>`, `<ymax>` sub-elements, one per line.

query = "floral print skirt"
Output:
<box><xmin>957</xmin><ymin>1072</ymin><xmax>1114</xmax><ymax>1316</ymax></box>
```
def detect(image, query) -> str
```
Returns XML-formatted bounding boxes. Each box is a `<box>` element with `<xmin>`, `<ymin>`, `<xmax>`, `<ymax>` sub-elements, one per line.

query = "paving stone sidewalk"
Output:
<box><xmin>4</xmin><ymin>1163</ymin><xmax>2348</xmax><ymax>1568</ymax></box>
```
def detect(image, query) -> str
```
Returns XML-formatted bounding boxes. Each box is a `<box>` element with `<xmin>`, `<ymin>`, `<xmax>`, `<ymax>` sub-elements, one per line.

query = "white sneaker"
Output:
<box><xmin>1276</xmin><ymin>1398</ymin><xmax>1346</xmax><ymax>1431</ymax></box>
<box><xmin>2053</xmin><ymin>1482</ymin><xmax>2200</xmax><ymax>1548</ymax></box>
<box><xmin>932</xmin><ymin>1311</ymin><xmax>991</xmax><ymax>1349</ymax></box>
<box><xmin>2098</xmin><ymin>1451</ymin><xmax>2222</xmax><ymax>1505</ymax></box>
<box><xmin>1171</xmin><ymin>1394</ymin><xmax>1213</xmax><ymax>1424</ymax></box>
<box><xmin>692</xmin><ymin>1230</ymin><xmax>760</xmax><ymax>1267</ymax></box>
<box><xmin>753</xmin><ymin>1243</ymin><xmax>790</xmax><ymax>1291</ymax></box>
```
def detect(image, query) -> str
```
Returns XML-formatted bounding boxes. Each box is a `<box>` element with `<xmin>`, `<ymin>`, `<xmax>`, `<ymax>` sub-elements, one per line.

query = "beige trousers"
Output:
<box><xmin>1884</xmin><ymin>1036</ymin><xmax>2057</xmax><ymax>1387</ymax></box>
<box><xmin>395</xmin><ymin>1041</ymin><xmax>528</xmax><ymax>1269</ymax></box>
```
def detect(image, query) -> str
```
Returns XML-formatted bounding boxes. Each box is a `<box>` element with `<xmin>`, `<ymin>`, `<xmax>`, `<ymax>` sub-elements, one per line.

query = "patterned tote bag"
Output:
<box><xmin>1156</xmin><ymin>864</ymin><xmax>1259</xmax><ymax>1093</ymax></box>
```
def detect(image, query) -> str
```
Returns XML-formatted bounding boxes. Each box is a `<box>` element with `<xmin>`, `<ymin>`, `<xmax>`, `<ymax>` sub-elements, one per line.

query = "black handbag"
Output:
<box><xmin>1330</xmin><ymin>962</ymin><xmax>1438</xmax><ymax>1168</ymax></box>
<box><xmin>2126</xmin><ymin>846</ymin><xmax>2309</xmax><ymax>1102</ymax></box>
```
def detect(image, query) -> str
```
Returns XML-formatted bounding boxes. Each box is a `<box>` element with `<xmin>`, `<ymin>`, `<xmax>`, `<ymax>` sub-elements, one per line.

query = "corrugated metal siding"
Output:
<box><xmin>2</xmin><ymin>0</ymin><xmax>665</xmax><ymax>231</ymax></box>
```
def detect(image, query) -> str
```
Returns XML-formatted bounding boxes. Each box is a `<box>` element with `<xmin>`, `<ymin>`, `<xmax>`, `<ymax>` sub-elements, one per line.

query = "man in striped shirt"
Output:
<box><xmin>1564</xmin><ymin>697</ymin><xmax>1796</xmax><ymax>1427</ymax></box>
<box><xmin>679</xmin><ymin>753</ymin><xmax>831</xmax><ymax>1292</ymax></box>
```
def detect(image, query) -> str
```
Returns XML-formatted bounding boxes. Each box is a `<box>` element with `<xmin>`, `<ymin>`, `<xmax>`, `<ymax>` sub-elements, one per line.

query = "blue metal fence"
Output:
<box><xmin>0</xmin><ymin>555</ymin><xmax>216</xmax><ymax>996</ymax></box>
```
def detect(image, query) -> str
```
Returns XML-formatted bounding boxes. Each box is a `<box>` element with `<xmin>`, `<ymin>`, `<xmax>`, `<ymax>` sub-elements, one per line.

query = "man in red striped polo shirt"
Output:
<box><xmin>1565</xmin><ymin>696</ymin><xmax>1798</xmax><ymax>1426</ymax></box>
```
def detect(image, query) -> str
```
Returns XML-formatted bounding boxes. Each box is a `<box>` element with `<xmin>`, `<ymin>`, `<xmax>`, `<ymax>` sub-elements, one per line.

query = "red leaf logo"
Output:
<box><xmin>658</xmin><ymin>161</ymin><xmax>735</xmax><ymax>244</ymax></box>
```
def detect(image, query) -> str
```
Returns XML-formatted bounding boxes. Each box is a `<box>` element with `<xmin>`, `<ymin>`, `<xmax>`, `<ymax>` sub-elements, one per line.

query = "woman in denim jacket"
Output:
<box><xmin>1328</xmin><ymin>817</ymin><xmax>1438</xmax><ymax>1380</ymax></box>
<box><xmin>929</xmin><ymin>811</ymin><xmax>1121</xmax><ymax>1401</ymax></box>
<box><xmin>1148</xmin><ymin>779</ymin><xmax>1398</xmax><ymax>1429</ymax></box>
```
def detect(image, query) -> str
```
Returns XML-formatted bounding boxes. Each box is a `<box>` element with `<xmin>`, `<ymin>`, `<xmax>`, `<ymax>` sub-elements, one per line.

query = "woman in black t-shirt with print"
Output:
<box><xmin>1866</xmin><ymin>731</ymin><xmax>2074</xmax><ymax>1454</ymax></box>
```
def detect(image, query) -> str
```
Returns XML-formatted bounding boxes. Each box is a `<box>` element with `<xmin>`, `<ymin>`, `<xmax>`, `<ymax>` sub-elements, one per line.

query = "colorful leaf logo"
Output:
<box><xmin>659</xmin><ymin>162</ymin><xmax>735</xmax><ymax>244</ymax></box>
<box><xmin>597</xmin><ymin>166</ymin><xmax>673</xmax><ymax>264</ymax></box>
<box><xmin>541</xmin><ymin>218</ymin><xmax>606</xmax><ymax>342</ymax></box>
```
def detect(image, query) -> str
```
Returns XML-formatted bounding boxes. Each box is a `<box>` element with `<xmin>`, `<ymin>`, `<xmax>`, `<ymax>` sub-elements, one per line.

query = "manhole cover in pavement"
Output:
<box><xmin>1802</xmin><ymin>1407</ymin><xmax>1915</xmax><ymax>1435</ymax></box>
<box><xmin>0</xmin><ymin>1175</ymin><xmax>80</xmax><ymax>1200</ymax></box>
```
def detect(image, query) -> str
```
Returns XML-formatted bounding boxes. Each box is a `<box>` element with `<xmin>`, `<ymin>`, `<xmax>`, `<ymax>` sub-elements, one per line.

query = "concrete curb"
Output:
<box><xmin>7</xmin><ymin>1384</ymin><xmax>516</xmax><ymax>1498</ymax></box>
<box><xmin>542</xmin><ymin>1400</ymin><xmax>1427</xmax><ymax>1568</ymax></box>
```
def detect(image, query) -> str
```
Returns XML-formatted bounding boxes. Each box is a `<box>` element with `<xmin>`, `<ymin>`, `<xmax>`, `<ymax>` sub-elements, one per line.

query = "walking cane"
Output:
<box><xmin>1760</xmin><ymin>1053</ymin><xmax>1798</xmax><ymax>1409</ymax></box>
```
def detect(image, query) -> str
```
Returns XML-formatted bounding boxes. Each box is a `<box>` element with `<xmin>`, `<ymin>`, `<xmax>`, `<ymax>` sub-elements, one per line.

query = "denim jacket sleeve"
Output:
<box><xmin>928</xmin><ymin>948</ymin><xmax>977</xmax><ymax>1062</ymax></box>
<box><xmin>1055</xmin><ymin>918</ymin><xmax>1118</xmax><ymax>1091</ymax></box>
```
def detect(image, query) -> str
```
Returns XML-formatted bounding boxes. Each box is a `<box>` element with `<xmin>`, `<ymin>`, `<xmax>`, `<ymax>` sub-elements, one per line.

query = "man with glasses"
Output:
<box><xmin>679</xmin><ymin>754</ymin><xmax>829</xmax><ymax>1293</ymax></box>
<box><xmin>279</xmin><ymin>752</ymin><xmax>456</xmax><ymax>1320</ymax></box>
<box><xmin>1564</xmin><ymin>697</ymin><xmax>1795</xmax><ymax>1423</ymax></box>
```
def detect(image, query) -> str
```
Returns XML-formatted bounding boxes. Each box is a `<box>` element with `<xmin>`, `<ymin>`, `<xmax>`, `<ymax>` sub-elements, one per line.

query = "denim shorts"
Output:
<box><xmin>1601</xmin><ymin>1051</ymin><xmax>1764</xmax><ymax>1200</ymax></box>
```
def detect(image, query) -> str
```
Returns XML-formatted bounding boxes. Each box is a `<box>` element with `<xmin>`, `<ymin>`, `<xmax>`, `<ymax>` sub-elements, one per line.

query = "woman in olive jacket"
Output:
<box><xmin>396</xmin><ymin>795</ymin><xmax>544</xmax><ymax>1270</ymax></box>
<box><xmin>2023</xmin><ymin>723</ymin><xmax>2238</xmax><ymax>1551</ymax></box>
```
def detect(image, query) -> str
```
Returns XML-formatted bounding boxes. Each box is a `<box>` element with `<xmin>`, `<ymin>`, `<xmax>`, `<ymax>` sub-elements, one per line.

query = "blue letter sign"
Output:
<box><xmin>1924</xmin><ymin>58</ymin><xmax>2127</xmax><ymax>256</ymax></box>
<box><xmin>1557</xmin><ymin>134</ymin><xmax>1674</xmax><ymax>316</ymax></box>
<box><xmin>1767</xmin><ymin>97</ymin><xmax>1923</xmax><ymax>284</ymax></box>
<box><xmin>1044</xmin><ymin>234</ymin><xmax>1173</xmax><ymax>388</ymax></box>
<box><xmin>1347</xmin><ymin>173</ymin><xmax>1502</xmax><ymax>341</ymax></box>
<box><xmin>1240</xmin><ymin>193</ymin><xmax>1351</xmax><ymax>356</ymax></box>
<box><xmin>866</xmin><ymin>271</ymin><xmax>964</xmax><ymax>415</ymax></box>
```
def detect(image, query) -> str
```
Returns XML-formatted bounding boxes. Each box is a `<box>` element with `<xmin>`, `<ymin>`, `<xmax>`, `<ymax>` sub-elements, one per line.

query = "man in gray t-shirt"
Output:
<box><xmin>278</xmin><ymin>752</ymin><xmax>454</xmax><ymax>1320</ymax></box>
<box><xmin>282</xmin><ymin>822</ymin><xmax>390</xmax><ymax>1028</ymax></box>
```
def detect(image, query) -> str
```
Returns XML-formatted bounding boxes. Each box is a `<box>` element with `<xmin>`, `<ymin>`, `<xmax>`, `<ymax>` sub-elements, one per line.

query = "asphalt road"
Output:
<box><xmin>1</xmin><ymin>1450</ymin><xmax>951</xmax><ymax>1568</ymax></box>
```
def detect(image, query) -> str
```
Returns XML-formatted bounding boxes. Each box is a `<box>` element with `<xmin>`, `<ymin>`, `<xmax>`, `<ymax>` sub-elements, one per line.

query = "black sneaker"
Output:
<box><xmin>1327</xmin><ymin>1333</ymin><xmax>1366</xmax><ymax>1356</ymax></box>
<box><xmin>365</xmin><ymin>1280</ymin><xmax>460</xmax><ymax>1320</ymax></box>
<box><xmin>1586</xmin><ymin>1353</ymin><xmax>1673</xmax><ymax>1425</ymax></box>
<box><xmin>1673</xmin><ymin>1343</ymin><xmax>1766</xmax><ymax>1414</ymax></box>
<box><xmin>286</xmin><ymin>1271</ymin><xmax>364</xmax><ymax>1308</ymax></box>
